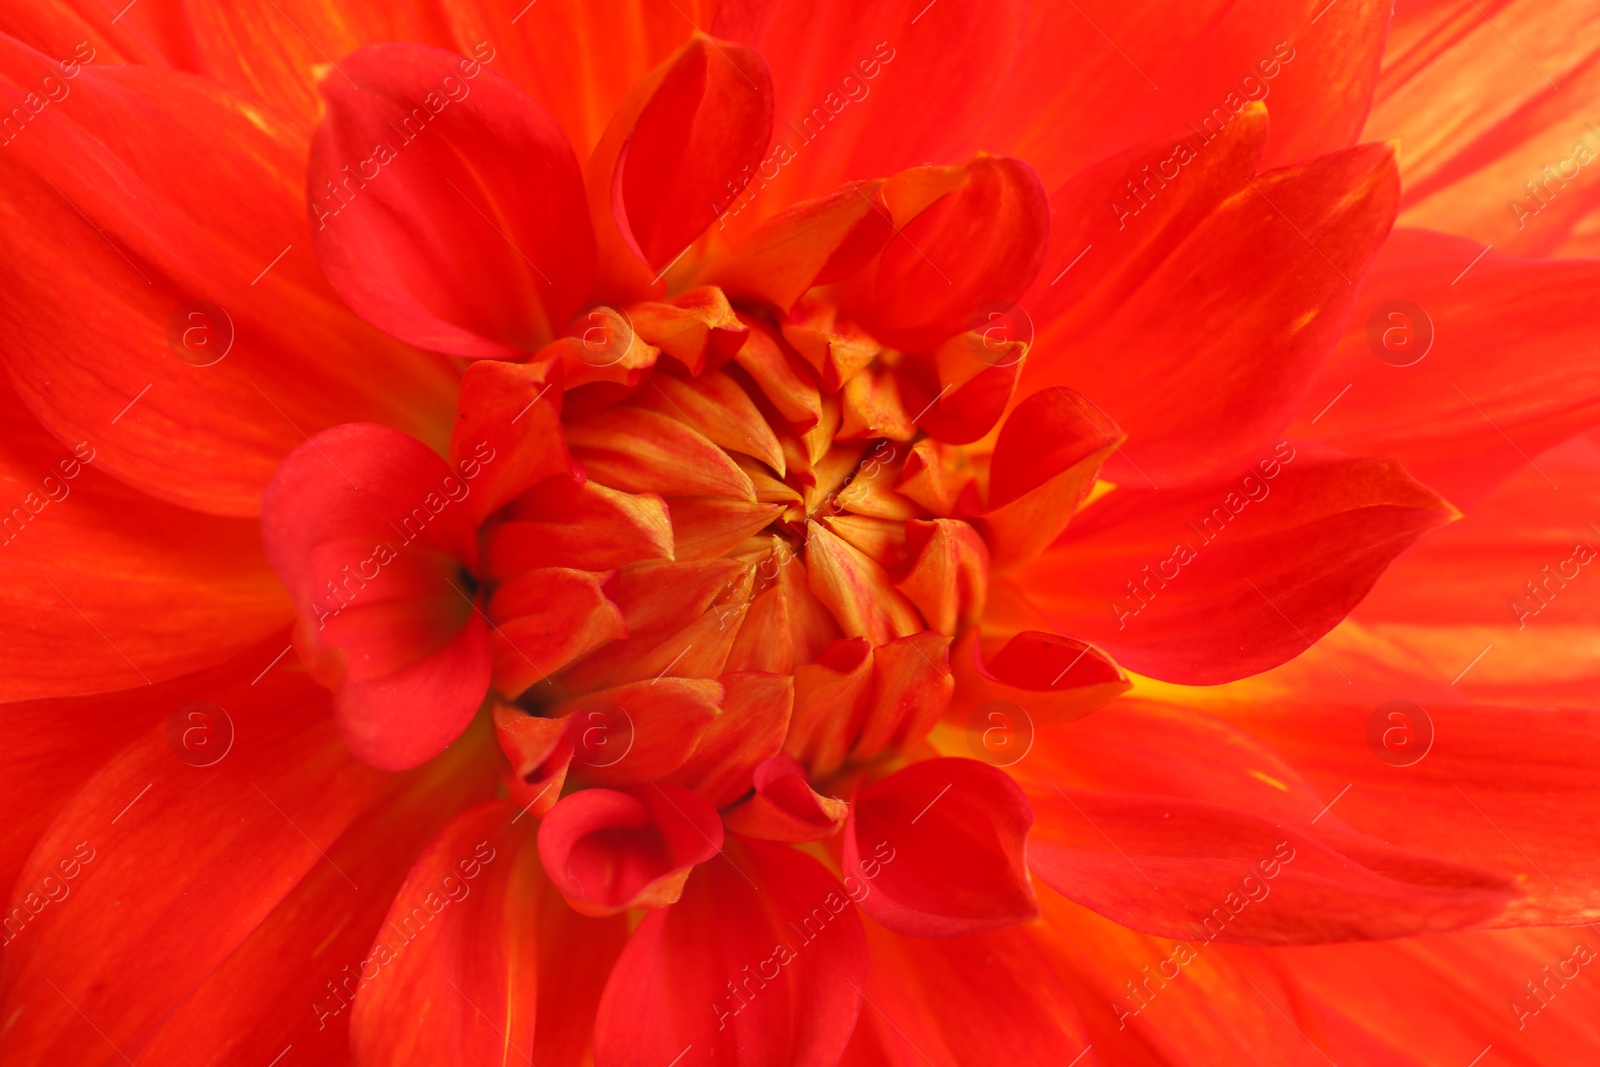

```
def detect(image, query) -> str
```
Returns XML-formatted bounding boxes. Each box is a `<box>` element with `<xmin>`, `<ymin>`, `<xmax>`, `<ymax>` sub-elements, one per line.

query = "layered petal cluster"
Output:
<box><xmin>2</xmin><ymin>2</ymin><xmax>1598</xmax><ymax>1066</ymax></box>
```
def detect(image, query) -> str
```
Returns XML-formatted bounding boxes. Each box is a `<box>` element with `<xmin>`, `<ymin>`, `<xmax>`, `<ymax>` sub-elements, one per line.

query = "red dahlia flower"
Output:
<box><xmin>3</xmin><ymin>1</ymin><xmax>1600</xmax><ymax>1064</ymax></box>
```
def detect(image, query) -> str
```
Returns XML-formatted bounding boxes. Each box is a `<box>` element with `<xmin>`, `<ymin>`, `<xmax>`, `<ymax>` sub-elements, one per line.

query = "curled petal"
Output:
<box><xmin>849</xmin><ymin>631</ymin><xmax>954</xmax><ymax>763</ymax></box>
<box><xmin>895</xmin><ymin>334</ymin><xmax>1025</xmax><ymax>445</ymax></box>
<box><xmin>863</xmin><ymin>156</ymin><xmax>1050</xmax><ymax>353</ymax></box>
<box><xmin>896</xmin><ymin>438</ymin><xmax>978</xmax><ymax>517</ymax></box>
<box><xmin>554</xmin><ymin>557</ymin><xmax>750</xmax><ymax>691</ymax></box>
<box><xmin>845</xmin><ymin>757</ymin><xmax>1038</xmax><ymax>937</ymax></box>
<box><xmin>333</xmin><ymin>619</ymin><xmax>492</xmax><ymax>771</ymax></box>
<box><xmin>537</xmin><ymin>784</ymin><xmax>723</xmax><ymax>915</ymax></box>
<box><xmin>627</xmin><ymin>287</ymin><xmax>749</xmax><ymax>375</ymax></box>
<box><xmin>786</xmin><ymin>637</ymin><xmax>875</xmax><ymax>779</ymax></box>
<box><xmin>493</xmin><ymin>704</ymin><xmax>574</xmax><ymax>819</ymax></box>
<box><xmin>978</xmin><ymin>386</ymin><xmax>1122</xmax><ymax>569</ymax></box>
<box><xmin>705</xmin><ymin>178</ymin><xmax>895</xmax><ymax>311</ymax></box>
<box><xmin>725</xmin><ymin>753</ymin><xmax>849</xmax><ymax>842</ymax></box>
<box><xmin>948</xmin><ymin>628</ymin><xmax>1130</xmax><ymax>728</ymax></box>
<box><xmin>260</xmin><ymin>423</ymin><xmax>489</xmax><ymax>769</ymax></box>
<box><xmin>587</xmin><ymin>35</ymin><xmax>774</xmax><ymax>299</ymax></box>
<box><xmin>555</xmin><ymin>678</ymin><xmax>723</xmax><ymax>788</ymax></box>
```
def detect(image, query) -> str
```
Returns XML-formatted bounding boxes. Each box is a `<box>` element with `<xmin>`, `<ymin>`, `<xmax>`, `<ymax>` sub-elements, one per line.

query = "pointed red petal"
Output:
<box><xmin>863</xmin><ymin>156</ymin><xmax>1049</xmax><ymax>353</ymax></box>
<box><xmin>587</xmin><ymin>36</ymin><xmax>773</xmax><ymax>299</ymax></box>
<box><xmin>449</xmin><ymin>359</ymin><xmax>569</xmax><ymax>523</ymax></box>
<box><xmin>665</xmin><ymin>671</ymin><xmax>793</xmax><ymax>807</ymax></box>
<box><xmin>785</xmin><ymin>637</ymin><xmax>875</xmax><ymax>779</ymax></box>
<box><xmin>1030</xmin><ymin>786</ymin><xmax>1512</xmax><ymax>944</ymax></box>
<box><xmin>537</xmin><ymin>783</ymin><xmax>723</xmax><ymax>915</ymax></box>
<box><xmin>350</xmin><ymin>801</ymin><xmax>543</xmax><ymax>1066</ymax></box>
<box><xmin>1016</xmin><ymin>699</ymin><xmax>1517</xmax><ymax>944</ymax></box>
<box><xmin>979</xmin><ymin>386</ymin><xmax>1122</xmax><ymax>568</ymax></box>
<box><xmin>493</xmin><ymin>703</ymin><xmax>573</xmax><ymax>819</ymax></box>
<box><xmin>948</xmin><ymin>628</ymin><xmax>1130</xmax><ymax>729</ymax></box>
<box><xmin>1018</xmin><ymin>446</ymin><xmax>1457</xmax><ymax>684</ymax></box>
<box><xmin>486</xmin><ymin>567</ymin><xmax>627</xmax><ymax>699</ymax></box>
<box><xmin>488</xmin><ymin>476</ymin><xmax>673</xmax><ymax>574</ymax></box>
<box><xmin>125</xmin><ymin>725</ymin><xmax>495</xmax><ymax>1067</ymax></box>
<box><xmin>1029</xmin><ymin>140</ymin><xmax>1399</xmax><ymax>485</ymax></box>
<box><xmin>556</xmin><ymin>678</ymin><xmax>724</xmax><ymax>788</ymax></box>
<box><xmin>712</xmin><ymin>0</ymin><xmax>1025</xmax><ymax>228</ymax></box>
<box><xmin>845</xmin><ymin>757</ymin><xmax>1038</xmax><ymax>937</ymax></box>
<box><xmin>1219</xmin><ymin>697</ymin><xmax>1600</xmax><ymax>929</ymax></box>
<box><xmin>0</xmin><ymin>388</ymin><xmax>289</xmax><ymax>700</ymax></box>
<box><xmin>310</xmin><ymin>44</ymin><xmax>594</xmax><ymax>358</ymax></box>
<box><xmin>984</xmin><ymin>0</ymin><xmax>1387</xmax><ymax>186</ymax></box>
<box><xmin>705</xmin><ymin>179</ymin><xmax>894</xmax><ymax>312</ymax></box>
<box><xmin>841</xmin><ymin>911</ymin><xmax>1093</xmax><ymax>1067</ymax></box>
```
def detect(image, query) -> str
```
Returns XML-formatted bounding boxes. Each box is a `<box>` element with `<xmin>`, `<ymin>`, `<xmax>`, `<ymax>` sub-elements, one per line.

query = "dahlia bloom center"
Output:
<box><xmin>500</xmin><ymin>296</ymin><xmax>975</xmax><ymax>765</ymax></box>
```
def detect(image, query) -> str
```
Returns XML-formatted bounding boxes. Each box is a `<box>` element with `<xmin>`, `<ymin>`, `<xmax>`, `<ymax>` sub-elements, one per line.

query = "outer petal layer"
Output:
<box><xmin>0</xmin><ymin>40</ymin><xmax>457</xmax><ymax>515</ymax></box>
<box><xmin>0</xmin><ymin>386</ymin><xmax>288</xmax><ymax>700</ymax></box>
<box><xmin>0</xmin><ymin>674</ymin><xmax>389</xmax><ymax>1064</ymax></box>
<box><xmin>350</xmin><ymin>800</ymin><xmax>543</xmax><ymax>1067</ymax></box>
<box><xmin>594</xmin><ymin>839</ymin><xmax>867</xmax><ymax>1067</ymax></box>
<box><xmin>1293</xmin><ymin>228</ymin><xmax>1600</xmax><ymax>508</ymax></box>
